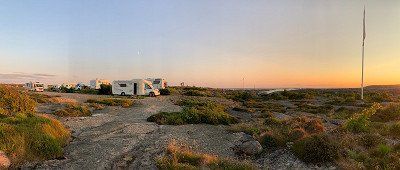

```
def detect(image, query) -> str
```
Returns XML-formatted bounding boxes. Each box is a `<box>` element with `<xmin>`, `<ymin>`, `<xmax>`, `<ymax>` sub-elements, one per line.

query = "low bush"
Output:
<box><xmin>86</xmin><ymin>98</ymin><xmax>134</xmax><ymax>108</ymax></box>
<box><xmin>0</xmin><ymin>85</ymin><xmax>70</xmax><ymax>165</ymax></box>
<box><xmin>360</xmin><ymin>133</ymin><xmax>385</xmax><ymax>149</ymax></box>
<box><xmin>295</xmin><ymin>103</ymin><xmax>334</xmax><ymax>115</ymax></box>
<box><xmin>370</xmin><ymin>103</ymin><xmax>400</xmax><ymax>122</ymax></box>
<box><xmin>77</xmin><ymin>89</ymin><xmax>98</xmax><ymax>95</ymax></box>
<box><xmin>258</xmin><ymin>130</ymin><xmax>287</xmax><ymax>148</ymax></box>
<box><xmin>54</xmin><ymin>104</ymin><xmax>91</xmax><ymax>117</ymax></box>
<box><xmin>159</xmin><ymin>88</ymin><xmax>171</xmax><ymax>95</ymax></box>
<box><xmin>60</xmin><ymin>87</ymin><xmax>74</xmax><ymax>93</ymax></box>
<box><xmin>156</xmin><ymin>140</ymin><xmax>256</xmax><ymax>170</ymax></box>
<box><xmin>331</xmin><ymin>107</ymin><xmax>361</xmax><ymax>120</ymax></box>
<box><xmin>345</xmin><ymin>103</ymin><xmax>381</xmax><ymax>133</ymax></box>
<box><xmin>288</xmin><ymin>128</ymin><xmax>308</xmax><ymax>141</ymax></box>
<box><xmin>98</xmin><ymin>84</ymin><xmax>112</xmax><ymax>95</ymax></box>
<box><xmin>0</xmin><ymin>114</ymin><xmax>70</xmax><ymax>164</ymax></box>
<box><xmin>148</xmin><ymin>99</ymin><xmax>238</xmax><ymax>125</ymax></box>
<box><xmin>88</xmin><ymin>103</ymin><xmax>105</xmax><ymax>110</ymax></box>
<box><xmin>288</xmin><ymin>116</ymin><xmax>325</xmax><ymax>135</ymax></box>
<box><xmin>0</xmin><ymin>85</ymin><xmax>36</xmax><ymax>116</ymax></box>
<box><xmin>292</xmin><ymin>134</ymin><xmax>339</xmax><ymax>164</ymax></box>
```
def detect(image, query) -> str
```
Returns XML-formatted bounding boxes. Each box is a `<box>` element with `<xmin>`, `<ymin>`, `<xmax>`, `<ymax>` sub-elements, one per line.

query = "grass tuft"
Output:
<box><xmin>156</xmin><ymin>140</ymin><xmax>256</xmax><ymax>170</ymax></box>
<box><xmin>86</xmin><ymin>98</ymin><xmax>134</xmax><ymax>108</ymax></box>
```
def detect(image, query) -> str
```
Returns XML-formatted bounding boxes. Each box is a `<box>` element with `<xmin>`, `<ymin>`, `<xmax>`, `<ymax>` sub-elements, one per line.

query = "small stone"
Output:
<box><xmin>0</xmin><ymin>151</ymin><xmax>11</xmax><ymax>169</ymax></box>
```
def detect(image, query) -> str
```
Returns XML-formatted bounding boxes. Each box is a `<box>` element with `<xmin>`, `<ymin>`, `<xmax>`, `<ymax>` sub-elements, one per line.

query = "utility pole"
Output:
<box><xmin>242</xmin><ymin>78</ymin><xmax>245</xmax><ymax>89</ymax></box>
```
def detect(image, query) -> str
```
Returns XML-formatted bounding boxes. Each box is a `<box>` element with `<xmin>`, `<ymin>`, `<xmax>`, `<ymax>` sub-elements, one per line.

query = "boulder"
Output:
<box><xmin>0</xmin><ymin>151</ymin><xmax>11</xmax><ymax>169</ymax></box>
<box><xmin>234</xmin><ymin>140</ymin><xmax>262</xmax><ymax>156</ymax></box>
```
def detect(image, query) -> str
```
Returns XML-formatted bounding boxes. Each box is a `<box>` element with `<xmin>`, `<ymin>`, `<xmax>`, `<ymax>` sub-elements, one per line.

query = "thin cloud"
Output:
<box><xmin>0</xmin><ymin>73</ymin><xmax>56</xmax><ymax>79</ymax></box>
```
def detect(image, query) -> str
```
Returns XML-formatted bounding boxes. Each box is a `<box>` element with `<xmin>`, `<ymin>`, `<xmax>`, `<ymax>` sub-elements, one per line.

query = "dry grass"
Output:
<box><xmin>0</xmin><ymin>113</ymin><xmax>70</xmax><ymax>165</ymax></box>
<box><xmin>156</xmin><ymin>140</ymin><xmax>256</xmax><ymax>170</ymax></box>
<box><xmin>54</xmin><ymin>103</ymin><xmax>91</xmax><ymax>117</ymax></box>
<box><xmin>0</xmin><ymin>85</ymin><xmax>71</xmax><ymax>166</ymax></box>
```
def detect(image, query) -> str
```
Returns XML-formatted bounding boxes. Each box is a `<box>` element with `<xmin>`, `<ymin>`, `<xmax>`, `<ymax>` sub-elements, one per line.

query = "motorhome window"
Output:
<box><xmin>119</xmin><ymin>84</ymin><xmax>127</xmax><ymax>87</ymax></box>
<box><xmin>36</xmin><ymin>84</ymin><xmax>43</xmax><ymax>87</ymax></box>
<box><xmin>145</xmin><ymin>84</ymin><xmax>151</xmax><ymax>89</ymax></box>
<box><xmin>153</xmin><ymin>80</ymin><xmax>160</xmax><ymax>84</ymax></box>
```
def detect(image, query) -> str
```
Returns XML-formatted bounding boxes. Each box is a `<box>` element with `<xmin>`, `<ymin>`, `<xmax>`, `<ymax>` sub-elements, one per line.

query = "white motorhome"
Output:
<box><xmin>25</xmin><ymin>82</ymin><xmax>44</xmax><ymax>92</ymax></box>
<box><xmin>75</xmin><ymin>82</ymin><xmax>87</xmax><ymax>90</ymax></box>
<box><xmin>112</xmin><ymin>79</ymin><xmax>160</xmax><ymax>96</ymax></box>
<box><xmin>61</xmin><ymin>83</ymin><xmax>75</xmax><ymax>89</ymax></box>
<box><xmin>90</xmin><ymin>78</ymin><xmax>110</xmax><ymax>89</ymax></box>
<box><xmin>146</xmin><ymin>78</ymin><xmax>167</xmax><ymax>89</ymax></box>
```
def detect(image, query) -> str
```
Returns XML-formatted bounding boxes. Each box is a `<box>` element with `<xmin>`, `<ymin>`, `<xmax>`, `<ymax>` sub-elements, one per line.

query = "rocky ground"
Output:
<box><xmin>24</xmin><ymin>92</ymin><xmax>319</xmax><ymax>170</ymax></box>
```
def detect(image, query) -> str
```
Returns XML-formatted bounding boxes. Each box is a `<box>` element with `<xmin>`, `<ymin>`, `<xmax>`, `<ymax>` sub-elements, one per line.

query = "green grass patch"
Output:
<box><xmin>86</xmin><ymin>98</ymin><xmax>134</xmax><ymax>108</ymax></box>
<box><xmin>148</xmin><ymin>99</ymin><xmax>238</xmax><ymax>125</ymax></box>
<box><xmin>54</xmin><ymin>103</ymin><xmax>92</xmax><ymax>117</ymax></box>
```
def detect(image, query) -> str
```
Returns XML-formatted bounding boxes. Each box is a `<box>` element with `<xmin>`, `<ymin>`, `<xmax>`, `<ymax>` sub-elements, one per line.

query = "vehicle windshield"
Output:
<box><xmin>35</xmin><ymin>84</ymin><xmax>44</xmax><ymax>87</ymax></box>
<box><xmin>145</xmin><ymin>83</ymin><xmax>153</xmax><ymax>89</ymax></box>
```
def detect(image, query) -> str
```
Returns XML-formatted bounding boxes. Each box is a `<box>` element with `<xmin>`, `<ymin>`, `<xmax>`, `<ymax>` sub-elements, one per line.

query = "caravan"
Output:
<box><xmin>25</xmin><ymin>82</ymin><xmax>44</xmax><ymax>92</ymax></box>
<box><xmin>146</xmin><ymin>78</ymin><xmax>167</xmax><ymax>89</ymax></box>
<box><xmin>112</xmin><ymin>79</ymin><xmax>160</xmax><ymax>96</ymax></box>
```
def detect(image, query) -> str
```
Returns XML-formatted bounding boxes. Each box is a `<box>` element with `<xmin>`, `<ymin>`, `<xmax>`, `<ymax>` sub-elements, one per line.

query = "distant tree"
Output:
<box><xmin>99</xmin><ymin>84</ymin><xmax>112</xmax><ymax>95</ymax></box>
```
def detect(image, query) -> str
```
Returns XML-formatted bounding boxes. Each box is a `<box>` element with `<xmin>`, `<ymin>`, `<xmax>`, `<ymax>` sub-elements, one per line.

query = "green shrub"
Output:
<box><xmin>98</xmin><ymin>84</ymin><xmax>112</xmax><ymax>95</ymax></box>
<box><xmin>0</xmin><ymin>114</ymin><xmax>70</xmax><ymax>165</ymax></box>
<box><xmin>159</xmin><ymin>88</ymin><xmax>171</xmax><ymax>95</ymax></box>
<box><xmin>77</xmin><ymin>89</ymin><xmax>98</xmax><ymax>94</ymax></box>
<box><xmin>292</xmin><ymin>134</ymin><xmax>339</xmax><ymax>164</ymax></box>
<box><xmin>259</xmin><ymin>131</ymin><xmax>287</xmax><ymax>148</ymax></box>
<box><xmin>148</xmin><ymin>99</ymin><xmax>238</xmax><ymax>125</ymax></box>
<box><xmin>345</xmin><ymin>103</ymin><xmax>381</xmax><ymax>133</ymax></box>
<box><xmin>231</xmin><ymin>91</ymin><xmax>254</xmax><ymax>102</ymax></box>
<box><xmin>370</xmin><ymin>103</ymin><xmax>400</xmax><ymax>122</ymax></box>
<box><xmin>60</xmin><ymin>87</ymin><xmax>74</xmax><ymax>93</ymax></box>
<box><xmin>0</xmin><ymin>86</ymin><xmax>70</xmax><ymax>165</ymax></box>
<box><xmin>86</xmin><ymin>98</ymin><xmax>134</xmax><ymax>108</ymax></box>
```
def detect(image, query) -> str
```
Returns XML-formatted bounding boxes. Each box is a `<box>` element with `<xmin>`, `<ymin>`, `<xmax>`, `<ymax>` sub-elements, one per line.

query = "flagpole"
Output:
<box><xmin>361</xmin><ymin>40</ymin><xmax>364</xmax><ymax>100</ymax></box>
<box><xmin>361</xmin><ymin>6</ymin><xmax>366</xmax><ymax>100</ymax></box>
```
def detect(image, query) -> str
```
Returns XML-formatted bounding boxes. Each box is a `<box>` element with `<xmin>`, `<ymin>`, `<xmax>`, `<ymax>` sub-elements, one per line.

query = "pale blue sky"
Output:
<box><xmin>1</xmin><ymin>0</ymin><xmax>399</xmax><ymax>88</ymax></box>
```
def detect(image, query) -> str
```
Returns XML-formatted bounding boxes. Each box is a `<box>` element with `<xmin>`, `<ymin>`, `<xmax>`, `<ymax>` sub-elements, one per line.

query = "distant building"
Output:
<box><xmin>90</xmin><ymin>78</ymin><xmax>110</xmax><ymax>89</ymax></box>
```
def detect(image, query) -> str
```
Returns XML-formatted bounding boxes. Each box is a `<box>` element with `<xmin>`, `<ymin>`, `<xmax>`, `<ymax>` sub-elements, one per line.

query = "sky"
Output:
<box><xmin>0</xmin><ymin>0</ymin><xmax>399</xmax><ymax>88</ymax></box>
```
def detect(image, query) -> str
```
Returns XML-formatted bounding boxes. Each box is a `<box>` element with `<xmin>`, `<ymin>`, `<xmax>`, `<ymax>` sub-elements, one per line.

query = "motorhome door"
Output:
<box><xmin>134</xmin><ymin>83</ymin><xmax>137</xmax><ymax>95</ymax></box>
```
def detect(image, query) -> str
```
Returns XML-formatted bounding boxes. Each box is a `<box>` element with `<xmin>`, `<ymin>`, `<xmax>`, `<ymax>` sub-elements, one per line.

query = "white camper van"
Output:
<box><xmin>112</xmin><ymin>79</ymin><xmax>160</xmax><ymax>96</ymax></box>
<box><xmin>146</xmin><ymin>78</ymin><xmax>167</xmax><ymax>89</ymax></box>
<box><xmin>25</xmin><ymin>82</ymin><xmax>44</xmax><ymax>92</ymax></box>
